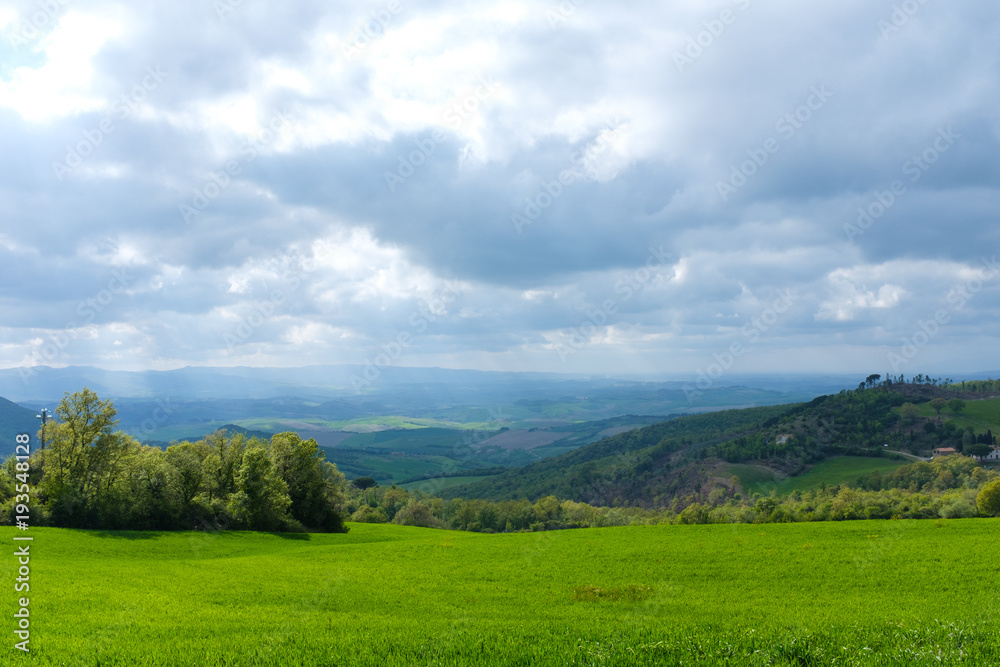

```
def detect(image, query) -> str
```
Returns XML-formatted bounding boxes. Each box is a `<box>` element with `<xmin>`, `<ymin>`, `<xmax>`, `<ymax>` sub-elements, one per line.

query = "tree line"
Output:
<box><xmin>0</xmin><ymin>389</ymin><xmax>349</xmax><ymax>532</ymax></box>
<box><xmin>346</xmin><ymin>455</ymin><xmax>1000</xmax><ymax>531</ymax></box>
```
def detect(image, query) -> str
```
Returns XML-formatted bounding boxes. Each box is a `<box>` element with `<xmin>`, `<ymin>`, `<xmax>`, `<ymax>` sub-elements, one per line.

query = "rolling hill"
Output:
<box><xmin>440</xmin><ymin>403</ymin><xmax>796</xmax><ymax>504</ymax></box>
<box><xmin>441</xmin><ymin>380</ymin><xmax>1000</xmax><ymax>506</ymax></box>
<box><xmin>0</xmin><ymin>396</ymin><xmax>42</xmax><ymax>449</ymax></box>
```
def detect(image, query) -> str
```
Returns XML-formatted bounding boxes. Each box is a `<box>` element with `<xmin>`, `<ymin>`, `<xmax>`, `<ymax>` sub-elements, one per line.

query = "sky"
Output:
<box><xmin>0</xmin><ymin>0</ymin><xmax>998</xmax><ymax>381</ymax></box>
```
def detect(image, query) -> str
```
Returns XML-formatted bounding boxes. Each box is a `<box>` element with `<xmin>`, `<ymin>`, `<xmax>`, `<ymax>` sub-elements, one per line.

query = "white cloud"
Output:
<box><xmin>0</xmin><ymin>10</ymin><xmax>125</xmax><ymax>121</ymax></box>
<box><xmin>0</xmin><ymin>0</ymin><xmax>997</xmax><ymax>375</ymax></box>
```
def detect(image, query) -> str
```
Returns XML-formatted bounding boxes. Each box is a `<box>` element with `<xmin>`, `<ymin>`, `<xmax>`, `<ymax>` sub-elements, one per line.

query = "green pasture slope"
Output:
<box><xmin>906</xmin><ymin>395</ymin><xmax>1000</xmax><ymax>433</ymax></box>
<box><xmin>723</xmin><ymin>457</ymin><xmax>909</xmax><ymax>497</ymax></box>
<box><xmin>2</xmin><ymin>521</ymin><xmax>998</xmax><ymax>666</ymax></box>
<box><xmin>400</xmin><ymin>475</ymin><xmax>497</xmax><ymax>492</ymax></box>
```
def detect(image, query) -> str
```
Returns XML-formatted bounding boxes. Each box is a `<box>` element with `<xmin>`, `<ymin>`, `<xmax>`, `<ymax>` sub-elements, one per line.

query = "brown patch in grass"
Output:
<box><xmin>571</xmin><ymin>585</ymin><xmax>653</xmax><ymax>602</ymax></box>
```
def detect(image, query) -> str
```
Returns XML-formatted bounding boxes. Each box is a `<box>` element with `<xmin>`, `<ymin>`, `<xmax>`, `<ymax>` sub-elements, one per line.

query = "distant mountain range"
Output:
<box><xmin>0</xmin><ymin>396</ymin><xmax>43</xmax><ymax>450</ymax></box>
<box><xmin>0</xmin><ymin>364</ymin><xmax>875</xmax><ymax>402</ymax></box>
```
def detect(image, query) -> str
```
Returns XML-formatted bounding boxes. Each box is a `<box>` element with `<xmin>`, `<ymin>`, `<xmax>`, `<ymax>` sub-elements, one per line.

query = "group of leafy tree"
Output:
<box><xmin>707</xmin><ymin>383</ymin><xmax>1000</xmax><ymax>467</ymax></box>
<box><xmin>928</xmin><ymin>397</ymin><xmax>966</xmax><ymax>415</ymax></box>
<box><xmin>342</xmin><ymin>455</ymin><xmax>1000</xmax><ymax>531</ymax></box>
<box><xmin>853</xmin><ymin>454</ymin><xmax>990</xmax><ymax>492</ymax></box>
<box><xmin>698</xmin><ymin>389</ymin><xmax>906</xmax><ymax>466</ymax></box>
<box><xmin>348</xmin><ymin>483</ymin><xmax>670</xmax><ymax>532</ymax></box>
<box><xmin>899</xmin><ymin>374</ymin><xmax>951</xmax><ymax>386</ymax></box>
<box><xmin>0</xmin><ymin>389</ymin><xmax>349</xmax><ymax>532</ymax></box>
<box><xmin>897</xmin><ymin>415</ymin><xmax>997</xmax><ymax>455</ymax></box>
<box><xmin>952</xmin><ymin>379</ymin><xmax>1000</xmax><ymax>393</ymax></box>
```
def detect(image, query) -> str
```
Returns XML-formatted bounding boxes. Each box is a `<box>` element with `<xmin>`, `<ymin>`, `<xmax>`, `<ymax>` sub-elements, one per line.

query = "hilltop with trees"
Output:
<box><xmin>434</xmin><ymin>374</ymin><xmax>999</xmax><ymax>507</ymax></box>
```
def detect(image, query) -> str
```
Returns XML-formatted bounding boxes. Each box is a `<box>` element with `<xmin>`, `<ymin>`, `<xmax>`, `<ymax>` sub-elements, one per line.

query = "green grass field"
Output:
<box><xmin>144</xmin><ymin>416</ymin><xmax>500</xmax><ymax>444</ymax></box>
<box><xmin>770</xmin><ymin>456</ymin><xmax>908</xmax><ymax>494</ymax></box>
<box><xmin>334</xmin><ymin>453</ymin><xmax>461</xmax><ymax>484</ymax></box>
<box><xmin>400</xmin><ymin>475</ymin><xmax>499</xmax><ymax>492</ymax></box>
<box><xmin>721</xmin><ymin>456</ymin><xmax>908</xmax><ymax>497</ymax></box>
<box><xmin>2</xmin><ymin>520</ymin><xmax>998</xmax><ymax>665</ymax></box>
<box><xmin>905</xmin><ymin>396</ymin><xmax>1000</xmax><ymax>434</ymax></box>
<box><xmin>716</xmin><ymin>463</ymin><xmax>780</xmax><ymax>493</ymax></box>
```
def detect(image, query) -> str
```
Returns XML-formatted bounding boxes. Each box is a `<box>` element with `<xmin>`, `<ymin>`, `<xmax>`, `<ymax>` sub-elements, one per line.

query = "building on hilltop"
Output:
<box><xmin>776</xmin><ymin>434</ymin><xmax>793</xmax><ymax>445</ymax></box>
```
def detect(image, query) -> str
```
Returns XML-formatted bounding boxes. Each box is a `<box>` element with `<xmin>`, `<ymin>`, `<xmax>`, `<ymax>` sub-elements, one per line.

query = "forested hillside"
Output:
<box><xmin>0</xmin><ymin>396</ymin><xmax>40</xmax><ymax>449</ymax></box>
<box><xmin>443</xmin><ymin>377</ymin><xmax>1000</xmax><ymax>507</ymax></box>
<box><xmin>440</xmin><ymin>403</ymin><xmax>796</xmax><ymax>504</ymax></box>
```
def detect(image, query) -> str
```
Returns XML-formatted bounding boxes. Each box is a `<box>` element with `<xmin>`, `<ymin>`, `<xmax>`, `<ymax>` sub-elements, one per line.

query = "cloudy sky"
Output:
<box><xmin>1</xmin><ymin>0</ymin><xmax>997</xmax><ymax>379</ymax></box>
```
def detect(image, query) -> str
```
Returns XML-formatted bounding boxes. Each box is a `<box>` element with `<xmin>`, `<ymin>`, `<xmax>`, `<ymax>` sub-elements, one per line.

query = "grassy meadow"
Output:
<box><xmin>400</xmin><ymin>475</ymin><xmax>498</xmax><ymax>492</ymax></box>
<box><xmin>3</xmin><ymin>520</ymin><xmax>999</xmax><ymax>665</ymax></box>
<box><xmin>904</xmin><ymin>395</ymin><xmax>1000</xmax><ymax>433</ymax></box>
<box><xmin>721</xmin><ymin>456</ymin><xmax>909</xmax><ymax>497</ymax></box>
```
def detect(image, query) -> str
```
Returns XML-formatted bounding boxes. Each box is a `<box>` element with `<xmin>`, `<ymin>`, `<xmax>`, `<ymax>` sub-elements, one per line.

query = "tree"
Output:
<box><xmin>164</xmin><ymin>442</ymin><xmax>205</xmax><ymax>507</ymax></box>
<box><xmin>39</xmin><ymin>388</ymin><xmax>139</xmax><ymax>527</ymax></box>
<box><xmin>976</xmin><ymin>479</ymin><xmax>1000</xmax><ymax>517</ymax></box>
<box><xmin>946</xmin><ymin>398</ymin><xmax>966</xmax><ymax>415</ymax></box>
<box><xmin>929</xmin><ymin>398</ymin><xmax>947</xmax><ymax>415</ymax></box>
<box><xmin>961</xmin><ymin>429</ymin><xmax>975</xmax><ymax>452</ymax></box>
<box><xmin>899</xmin><ymin>402</ymin><xmax>919</xmax><ymax>426</ymax></box>
<box><xmin>200</xmin><ymin>430</ymin><xmax>252</xmax><ymax>501</ymax></box>
<box><xmin>965</xmin><ymin>443</ymin><xmax>993</xmax><ymax>458</ymax></box>
<box><xmin>352</xmin><ymin>476</ymin><xmax>378</xmax><ymax>490</ymax></box>
<box><xmin>351</xmin><ymin>505</ymin><xmax>388</xmax><ymax>523</ymax></box>
<box><xmin>533</xmin><ymin>495</ymin><xmax>562</xmax><ymax>522</ymax></box>
<box><xmin>392</xmin><ymin>501</ymin><xmax>444</xmax><ymax>528</ymax></box>
<box><xmin>123</xmin><ymin>444</ymin><xmax>185</xmax><ymax>530</ymax></box>
<box><xmin>227</xmin><ymin>446</ymin><xmax>294</xmax><ymax>531</ymax></box>
<box><xmin>380</xmin><ymin>487</ymin><xmax>410</xmax><ymax>520</ymax></box>
<box><xmin>269</xmin><ymin>432</ymin><xmax>348</xmax><ymax>532</ymax></box>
